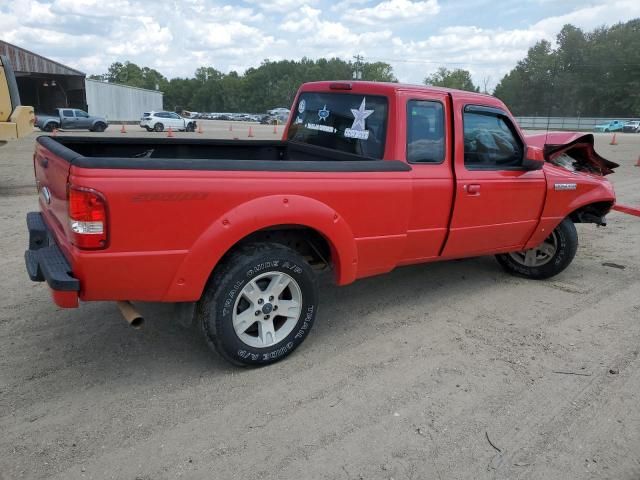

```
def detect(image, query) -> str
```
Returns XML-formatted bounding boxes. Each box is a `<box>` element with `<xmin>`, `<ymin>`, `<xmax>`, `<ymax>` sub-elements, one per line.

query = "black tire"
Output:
<box><xmin>146</xmin><ymin>127</ymin><xmax>153</xmax><ymax>132</ymax></box>
<box><xmin>93</xmin><ymin>122</ymin><xmax>106</xmax><ymax>132</ymax></box>
<box><xmin>154</xmin><ymin>122</ymin><xmax>164</xmax><ymax>132</ymax></box>
<box><xmin>496</xmin><ymin>218</ymin><xmax>578</xmax><ymax>280</ymax></box>
<box><xmin>197</xmin><ymin>242</ymin><xmax>318</xmax><ymax>366</ymax></box>
<box><xmin>186</xmin><ymin>122</ymin><xmax>195</xmax><ymax>132</ymax></box>
<box><xmin>43</xmin><ymin>122</ymin><xmax>58</xmax><ymax>132</ymax></box>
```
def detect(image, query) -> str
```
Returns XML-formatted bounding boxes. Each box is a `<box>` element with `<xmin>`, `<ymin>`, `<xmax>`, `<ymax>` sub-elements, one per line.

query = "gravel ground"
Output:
<box><xmin>1</xmin><ymin>124</ymin><xmax>639</xmax><ymax>480</ymax></box>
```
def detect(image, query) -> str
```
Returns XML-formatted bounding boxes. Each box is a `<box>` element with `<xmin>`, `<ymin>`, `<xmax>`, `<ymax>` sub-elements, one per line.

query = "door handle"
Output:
<box><xmin>465</xmin><ymin>184</ymin><xmax>481</xmax><ymax>195</ymax></box>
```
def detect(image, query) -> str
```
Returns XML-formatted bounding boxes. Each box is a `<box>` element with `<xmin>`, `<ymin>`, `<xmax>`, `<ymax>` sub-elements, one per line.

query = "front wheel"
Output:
<box><xmin>197</xmin><ymin>243</ymin><xmax>318</xmax><ymax>366</ymax></box>
<box><xmin>496</xmin><ymin>218</ymin><xmax>578</xmax><ymax>280</ymax></box>
<box><xmin>93</xmin><ymin>122</ymin><xmax>106</xmax><ymax>132</ymax></box>
<box><xmin>186</xmin><ymin>122</ymin><xmax>195</xmax><ymax>132</ymax></box>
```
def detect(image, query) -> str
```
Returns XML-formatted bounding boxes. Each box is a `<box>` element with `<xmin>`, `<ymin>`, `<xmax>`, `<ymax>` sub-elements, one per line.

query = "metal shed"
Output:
<box><xmin>0</xmin><ymin>40</ymin><xmax>86</xmax><ymax>114</ymax></box>
<box><xmin>85</xmin><ymin>80</ymin><xmax>163</xmax><ymax>122</ymax></box>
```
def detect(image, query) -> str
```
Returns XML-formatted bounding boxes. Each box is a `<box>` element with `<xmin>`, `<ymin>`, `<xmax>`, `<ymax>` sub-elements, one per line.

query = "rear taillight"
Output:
<box><xmin>68</xmin><ymin>186</ymin><xmax>108</xmax><ymax>249</ymax></box>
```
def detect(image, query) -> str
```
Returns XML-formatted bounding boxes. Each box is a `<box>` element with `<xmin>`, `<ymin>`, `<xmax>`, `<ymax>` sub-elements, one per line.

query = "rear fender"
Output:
<box><xmin>163</xmin><ymin>195</ymin><xmax>358</xmax><ymax>302</ymax></box>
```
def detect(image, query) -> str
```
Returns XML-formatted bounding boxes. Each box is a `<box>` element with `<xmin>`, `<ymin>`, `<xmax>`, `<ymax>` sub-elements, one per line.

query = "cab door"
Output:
<box><xmin>74</xmin><ymin>110</ymin><xmax>91</xmax><ymax>129</ymax></box>
<box><xmin>441</xmin><ymin>102</ymin><xmax>546</xmax><ymax>258</ymax></box>
<box><xmin>398</xmin><ymin>91</ymin><xmax>454</xmax><ymax>264</ymax></box>
<box><xmin>60</xmin><ymin>109</ymin><xmax>76</xmax><ymax>129</ymax></box>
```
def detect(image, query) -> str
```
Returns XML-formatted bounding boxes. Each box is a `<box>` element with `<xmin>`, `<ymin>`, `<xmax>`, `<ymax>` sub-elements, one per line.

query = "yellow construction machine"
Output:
<box><xmin>0</xmin><ymin>55</ymin><xmax>34</xmax><ymax>145</ymax></box>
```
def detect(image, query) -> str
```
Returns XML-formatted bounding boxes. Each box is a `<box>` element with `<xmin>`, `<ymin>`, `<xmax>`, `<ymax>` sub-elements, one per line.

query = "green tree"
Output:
<box><xmin>494</xmin><ymin>19</ymin><xmax>640</xmax><ymax>116</ymax></box>
<box><xmin>424</xmin><ymin>67</ymin><xmax>479</xmax><ymax>92</ymax></box>
<box><xmin>494</xmin><ymin>40</ymin><xmax>556</xmax><ymax>116</ymax></box>
<box><xmin>362</xmin><ymin>62</ymin><xmax>397</xmax><ymax>82</ymax></box>
<box><xmin>91</xmin><ymin>57</ymin><xmax>400</xmax><ymax>113</ymax></box>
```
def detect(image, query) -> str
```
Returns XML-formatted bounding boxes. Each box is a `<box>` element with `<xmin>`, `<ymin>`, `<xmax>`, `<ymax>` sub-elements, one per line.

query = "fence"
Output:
<box><xmin>515</xmin><ymin>116</ymin><xmax>637</xmax><ymax>131</ymax></box>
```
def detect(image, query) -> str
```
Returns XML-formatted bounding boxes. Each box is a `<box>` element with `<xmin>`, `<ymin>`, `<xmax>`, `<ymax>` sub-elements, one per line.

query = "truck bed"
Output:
<box><xmin>39</xmin><ymin>136</ymin><xmax>411</xmax><ymax>172</ymax></box>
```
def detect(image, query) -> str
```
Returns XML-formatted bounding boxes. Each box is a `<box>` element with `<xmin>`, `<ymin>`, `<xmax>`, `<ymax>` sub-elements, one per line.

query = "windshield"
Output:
<box><xmin>287</xmin><ymin>92</ymin><xmax>388</xmax><ymax>159</ymax></box>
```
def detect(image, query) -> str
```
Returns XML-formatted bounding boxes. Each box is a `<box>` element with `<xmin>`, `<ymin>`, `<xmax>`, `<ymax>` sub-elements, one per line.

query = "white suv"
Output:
<box><xmin>140</xmin><ymin>111</ymin><xmax>197</xmax><ymax>132</ymax></box>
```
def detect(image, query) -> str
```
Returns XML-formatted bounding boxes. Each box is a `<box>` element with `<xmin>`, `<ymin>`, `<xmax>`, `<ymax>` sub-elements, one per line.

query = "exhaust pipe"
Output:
<box><xmin>116</xmin><ymin>301</ymin><xmax>144</xmax><ymax>329</ymax></box>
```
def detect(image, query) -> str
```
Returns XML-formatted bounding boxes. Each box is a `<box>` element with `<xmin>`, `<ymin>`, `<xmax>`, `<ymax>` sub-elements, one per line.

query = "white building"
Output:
<box><xmin>85</xmin><ymin>79</ymin><xmax>163</xmax><ymax>122</ymax></box>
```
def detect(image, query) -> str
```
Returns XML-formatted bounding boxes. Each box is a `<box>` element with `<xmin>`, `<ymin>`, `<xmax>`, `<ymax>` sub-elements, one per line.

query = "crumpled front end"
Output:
<box><xmin>525</xmin><ymin>132</ymin><xmax>619</xmax><ymax>176</ymax></box>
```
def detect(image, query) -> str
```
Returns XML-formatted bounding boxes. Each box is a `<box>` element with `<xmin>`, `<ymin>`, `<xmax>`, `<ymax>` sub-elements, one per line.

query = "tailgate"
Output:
<box><xmin>34</xmin><ymin>137</ymin><xmax>73</xmax><ymax>245</ymax></box>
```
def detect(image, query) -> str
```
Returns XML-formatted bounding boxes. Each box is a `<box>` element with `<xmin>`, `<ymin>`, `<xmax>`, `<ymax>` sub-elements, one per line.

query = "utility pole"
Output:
<box><xmin>482</xmin><ymin>76</ymin><xmax>491</xmax><ymax>94</ymax></box>
<box><xmin>353</xmin><ymin>54</ymin><xmax>364</xmax><ymax>80</ymax></box>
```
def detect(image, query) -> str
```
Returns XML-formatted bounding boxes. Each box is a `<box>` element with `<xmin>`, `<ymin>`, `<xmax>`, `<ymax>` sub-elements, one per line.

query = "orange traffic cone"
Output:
<box><xmin>167</xmin><ymin>127</ymin><xmax>174</xmax><ymax>138</ymax></box>
<box><xmin>120</xmin><ymin>124</ymin><xmax>127</xmax><ymax>134</ymax></box>
<box><xmin>635</xmin><ymin>155</ymin><xmax>640</xmax><ymax>167</ymax></box>
<box><xmin>609</xmin><ymin>133</ymin><xmax>617</xmax><ymax>145</ymax></box>
<box><xmin>248</xmin><ymin>126</ymin><xmax>254</xmax><ymax>138</ymax></box>
<box><xmin>272</xmin><ymin>123</ymin><xmax>278</xmax><ymax>134</ymax></box>
<box><xmin>197</xmin><ymin>123</ymin><xmax>203</xmax><ymax>134</ymax></box>
<box><xmin>52</xmin><ymin>127</ymin><xmax>57</xmax><ymax>137</ymax></box>
<box><xmin>229</xmin><ymin>123</ymin><xmax>233</xmax><ymax>132</ymax></box>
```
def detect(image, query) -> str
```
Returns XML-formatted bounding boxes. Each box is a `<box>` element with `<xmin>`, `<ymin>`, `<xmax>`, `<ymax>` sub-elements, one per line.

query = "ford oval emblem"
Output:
<box><xmin>41</xmin><ymin>186</ymin><xmax>51</xmax><ymax>205</ymax></box>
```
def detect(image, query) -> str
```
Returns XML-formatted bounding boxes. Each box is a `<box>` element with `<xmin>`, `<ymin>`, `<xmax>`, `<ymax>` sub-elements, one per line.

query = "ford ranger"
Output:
<box><xmin>25</xmin><ymin>81</ymin><xmax>622</xmax><ymax>366</ymax></box>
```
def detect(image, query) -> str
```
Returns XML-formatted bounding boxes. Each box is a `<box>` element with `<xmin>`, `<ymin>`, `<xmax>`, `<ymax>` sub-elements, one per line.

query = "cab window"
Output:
<box><xmin>287</xmin><ymin>92</ymin><xmax>388</xmax><ymax>159</ymax></box>
<box><xmin>76</xmin><ymin>110</ymin><xmax>89</xmax><ymax>118</ymax></box>
<box><xmin>463</xmin><ymin>108</ymin><xmax>523</xmax><ymax>169</ymax></box>
<box><xmin>406</xmin><ymin>100</ymin><xmax>444</xmax><ymax>163</ymax></box>
<box><xmin>62</xmin><ymin>109</ymin><xmax>74</xmax><ymax>117</ymax></box>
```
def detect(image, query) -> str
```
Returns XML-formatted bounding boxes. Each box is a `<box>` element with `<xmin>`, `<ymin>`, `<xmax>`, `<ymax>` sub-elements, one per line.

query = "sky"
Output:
<box><xmin>1</xmin><ymin>0</ymin><xmax>639</xmax><ymax>89</ymax></box>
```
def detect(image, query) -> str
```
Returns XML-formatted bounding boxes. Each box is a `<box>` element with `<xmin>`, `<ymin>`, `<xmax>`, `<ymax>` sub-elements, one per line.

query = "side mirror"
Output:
<box><xmin>522</xmin><ymin>146</ymin><xmax>545</xmax><ymax>171</ymax></box>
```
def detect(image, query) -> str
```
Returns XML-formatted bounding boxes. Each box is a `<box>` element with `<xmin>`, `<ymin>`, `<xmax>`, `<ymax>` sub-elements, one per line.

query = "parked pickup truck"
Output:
<box><xmin>26</xmin><ymin>81</ymin><xmax>620</xmax><ymax>366</ymax></box>
<box><xmin>36</xmin><ymin>108</ymin><xmax>108</xmax><ymax>132</ymax></box>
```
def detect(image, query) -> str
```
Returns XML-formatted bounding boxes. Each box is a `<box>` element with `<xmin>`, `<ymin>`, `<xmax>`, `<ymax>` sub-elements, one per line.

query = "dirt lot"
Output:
<box><xmin>1</xmin><ymin>124</ymin><xmax>639</xmax><ymax>480</ymax></box>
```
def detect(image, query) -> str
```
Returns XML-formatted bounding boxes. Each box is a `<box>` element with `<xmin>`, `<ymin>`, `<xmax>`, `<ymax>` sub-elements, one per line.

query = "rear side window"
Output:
<box><xmin>287</xmin><ymin>93</ymin><xmax>388</xmax><ymax>159</ymax></box>
<box><xmin>406</xmin><ymin>100</ymin><xmax>445</xmax><ymax>163</ymax></box>
<box><xmin>62</xmin><ymin>109</ymin><xmax>74</xmax><ymax>117</ymax></box>
<box><xmin>463</xmin><ymin>109</ymin><xmax>523</xmax><ymax>169</ymax></box>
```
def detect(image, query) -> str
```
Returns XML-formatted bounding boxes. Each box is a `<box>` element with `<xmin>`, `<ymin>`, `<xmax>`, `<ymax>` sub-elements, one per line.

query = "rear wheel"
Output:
<box><xmin>495</xmin><ymin>218</ymin><xmax>578</xmax><ymax>280</ymax></box>
<box><xmin>154</xmin><ymin>122</ymin><xmax>164</xmax><ymax>132</ymax></box>
<box><xmin>197</xmin><ymin>243</ymin><xmax>318</xmax><ymax>366</ymax></box>
<box><xmin>43</xmin><ymin>122</ymin><xmax>58</xmax><ymax>132</ymax></box>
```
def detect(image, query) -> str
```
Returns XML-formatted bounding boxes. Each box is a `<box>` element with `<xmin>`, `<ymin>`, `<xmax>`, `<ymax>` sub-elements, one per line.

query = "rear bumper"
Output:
<box><xmin>25</xmin><ymin>212</ymin><xmax>79</xmax><ymax>307</ymax></box>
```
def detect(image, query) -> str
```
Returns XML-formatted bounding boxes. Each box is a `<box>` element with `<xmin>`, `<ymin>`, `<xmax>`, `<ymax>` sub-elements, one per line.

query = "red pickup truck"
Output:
<box><xmin>26</xmin><ymin>81</ymin><xmax>619</xmax><ymax>366</ymax></box>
